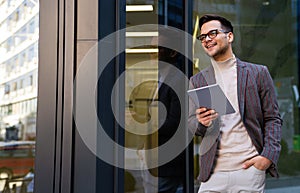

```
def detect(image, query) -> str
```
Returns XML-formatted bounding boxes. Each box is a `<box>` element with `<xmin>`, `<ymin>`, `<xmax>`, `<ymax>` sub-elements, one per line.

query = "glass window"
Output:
<box><xmin>29</xmin><ymin>75</ymin><xmax>33</xmax><ymax>86</ymax></box>
<box><xmin>28</xmin><ymin>46</ymin><xmax>34</xmax><ymax>62</ymax></box>
<box><xmin>193</xmin><ymin>0</ymin><xmax>300</xmax><ymax>190</ymax></box>
<box><xmin>6</xmin><ymin>38</ymin><xmax>12</xmax><ymax>52</ymax></box>
<box><xmin>20</xmin><ymin>79</ymin><xmax>23</xmax><ymax>89</ymax></box>
<box><xmin>29</xmin><ymin>19</ymin><xmax>35</xmax><ymax>33</ymax></box>
<box><xmin>20</xmin><ymin>52</ymin><xmax>26</xmax><ymax>67</ymax></box>
<box><xmin>4</xmin><ymin>84</ymin><xmax>10</xmax><ymax>94</ymax></box>
<box><xmin>12</xmin><ymin>82</ymin><xmax>17</xmax><ymax>91</ymax></box>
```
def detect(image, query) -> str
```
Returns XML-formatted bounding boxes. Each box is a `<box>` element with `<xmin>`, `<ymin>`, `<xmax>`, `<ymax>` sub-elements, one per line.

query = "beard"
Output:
<box><xmin>206</xmin><ymin>43</ymin><xmax>230</xmax><ymax>60</ymax></box>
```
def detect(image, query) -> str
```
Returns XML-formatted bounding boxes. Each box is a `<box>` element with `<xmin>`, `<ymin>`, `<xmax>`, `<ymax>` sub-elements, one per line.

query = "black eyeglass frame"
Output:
<box><xmin>197</xmin><ymin>29</ymin><xmax>230</xmax><ymax>42</ymax></box>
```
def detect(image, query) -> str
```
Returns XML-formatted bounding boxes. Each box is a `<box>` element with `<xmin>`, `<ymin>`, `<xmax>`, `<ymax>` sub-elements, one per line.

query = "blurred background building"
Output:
<box><xmin>0</xmin><ymin>0</ymin><xmax>39</xmax><ymax>141</ymax></box>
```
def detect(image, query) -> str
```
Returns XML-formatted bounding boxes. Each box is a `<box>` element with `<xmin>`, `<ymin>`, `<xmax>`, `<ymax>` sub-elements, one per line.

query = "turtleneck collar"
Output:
<box><xmin>211</xmin><ymin>55</ymin><xmax>236</xmax><ymax>71</ymax></box>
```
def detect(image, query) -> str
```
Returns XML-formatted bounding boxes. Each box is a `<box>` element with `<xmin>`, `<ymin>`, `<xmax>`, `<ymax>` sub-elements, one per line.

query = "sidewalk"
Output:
<box><xmin>192</xmin><ymin>176</ymin><xmax>300</xmax><ymax>193</ymax></box>
<box><xmin>265</xmin><ymin>176</ymin><xmax>300</xmax><ymax>193</ymax></box>
<box><xmin>266</xmin><ymin>186</ymin><xmax>300</xmax><ymax>193</ymax></box>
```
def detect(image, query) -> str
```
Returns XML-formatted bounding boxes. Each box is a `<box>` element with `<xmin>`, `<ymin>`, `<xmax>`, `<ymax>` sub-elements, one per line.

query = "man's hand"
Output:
<box><xmin>196</xmin><ymin>107</ymin><xmax>218</xmax><ymax>127</ymax></box>
<box><xmin>242</xmin><ymin>155</ymin><xmax>272</xmax><ymax>171</ymax></box>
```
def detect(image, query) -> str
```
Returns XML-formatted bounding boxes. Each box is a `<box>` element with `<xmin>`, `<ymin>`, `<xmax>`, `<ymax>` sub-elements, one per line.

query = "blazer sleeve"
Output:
<box><xmin>259</xmin><ymin>66</ymin><xmax>282</xmax><ymax>166</ymax></box>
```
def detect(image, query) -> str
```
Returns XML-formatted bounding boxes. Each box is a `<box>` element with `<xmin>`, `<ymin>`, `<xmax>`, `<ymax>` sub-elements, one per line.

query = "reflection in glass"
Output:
<box><xmin>125</xmin><ymin>1</ymin><xmax>159</xmax><ymax>190</ymax></box>
<box><xmin>125</xmin><ymin>0</ymin><xmax>187</xmax><ymax>192</ymax></box>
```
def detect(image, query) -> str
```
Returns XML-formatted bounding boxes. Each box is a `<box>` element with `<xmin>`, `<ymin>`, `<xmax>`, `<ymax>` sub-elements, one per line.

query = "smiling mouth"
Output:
<box><xmin>205</xmin><ymin>43</ymin><xmax>216</xmax><ymax>49</ymax></box>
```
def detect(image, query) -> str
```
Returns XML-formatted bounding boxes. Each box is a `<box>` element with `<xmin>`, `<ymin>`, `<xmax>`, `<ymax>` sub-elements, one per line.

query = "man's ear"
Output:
<box><xmin>227</xmin><ymin>32</ymin><xmax>234</xmax><ymax>43</ymax></box>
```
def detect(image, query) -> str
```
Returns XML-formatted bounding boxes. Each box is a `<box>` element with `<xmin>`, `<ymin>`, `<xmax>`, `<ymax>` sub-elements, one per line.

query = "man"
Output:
<box><xmin>188</xmin><ymin>14</ymin><xmax>282</xmax><ymax>192</ymax></box>
<box><xmin>135</xmin><ymin>31</ymin><xmax>186</xmax><ymax>193</ymax></box>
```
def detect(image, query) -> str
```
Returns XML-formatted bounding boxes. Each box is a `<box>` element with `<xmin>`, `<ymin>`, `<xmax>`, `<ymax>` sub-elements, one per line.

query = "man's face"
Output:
<box><xmin>200</xmin><ymin>20</ymin><xmax>233</xmax><ymax>61</ymax></box>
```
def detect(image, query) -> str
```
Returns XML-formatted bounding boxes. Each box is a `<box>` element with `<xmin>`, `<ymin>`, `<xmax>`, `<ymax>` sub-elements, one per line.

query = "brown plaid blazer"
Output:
<box><xmin>188</xmin><ymin>58</ymin><xmax>282</xmax><ymax>182</ymax></box>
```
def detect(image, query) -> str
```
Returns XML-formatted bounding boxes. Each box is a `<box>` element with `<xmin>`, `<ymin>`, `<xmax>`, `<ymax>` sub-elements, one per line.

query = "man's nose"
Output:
<box><xmin>205</xmin><ymin>35</ymin><xmax>212</xmax><ymax>41</ymax></box>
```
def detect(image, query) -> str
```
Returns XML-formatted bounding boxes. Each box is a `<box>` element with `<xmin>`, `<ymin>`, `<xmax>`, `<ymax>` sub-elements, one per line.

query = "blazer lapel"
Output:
<box><xmin>237</xmin><ymin>59</ymin><xmax>248</xmax><ymax>119</ymax></box>
<box><xmin>202</xmin><ymin>65</ymin><xmax>216</xmax><ymax>85</ymax></box>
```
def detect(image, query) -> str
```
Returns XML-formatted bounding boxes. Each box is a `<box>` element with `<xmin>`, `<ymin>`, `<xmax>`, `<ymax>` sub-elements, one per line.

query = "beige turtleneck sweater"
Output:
<box><xmin>211</xmin><ymin>56</ymin><xmax>258</xmax><ymax>172</ymax></box>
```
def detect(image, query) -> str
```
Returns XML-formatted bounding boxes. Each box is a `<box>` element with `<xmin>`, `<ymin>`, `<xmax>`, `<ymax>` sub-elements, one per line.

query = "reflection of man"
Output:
<box><xmin>136</xmin><ymin>32</ymin><xmax>186</xmax><ymax>193</ymax></box>
<box><xmin>188</xmin><ymin>14</ymin><xmax>282</xmax><ymax>192</ymax></box>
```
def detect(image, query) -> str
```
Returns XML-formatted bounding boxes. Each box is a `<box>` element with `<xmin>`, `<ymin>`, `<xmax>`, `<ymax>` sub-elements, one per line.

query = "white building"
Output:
<box><xmin>0</xmin><ymin>0</ymin><xmax>39</xmax><ymax>141</ymax></box>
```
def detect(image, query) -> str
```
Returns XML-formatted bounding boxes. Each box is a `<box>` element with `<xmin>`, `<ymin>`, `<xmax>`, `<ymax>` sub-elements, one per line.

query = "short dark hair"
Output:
<box><xmin>199</xmin><ymin>14</ymin><xmax>233</xmax><ymax>33</ymax></box>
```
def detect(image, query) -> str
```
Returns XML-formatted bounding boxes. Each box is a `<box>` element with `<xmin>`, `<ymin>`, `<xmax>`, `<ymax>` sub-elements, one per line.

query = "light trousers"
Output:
<box><xmin>198</xmin><ymin>166</ymin><xmax>266</xmax><ymax>193</ymax></box>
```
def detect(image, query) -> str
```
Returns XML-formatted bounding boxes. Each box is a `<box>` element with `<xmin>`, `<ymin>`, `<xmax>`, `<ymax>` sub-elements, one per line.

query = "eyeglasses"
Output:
<box><xmin>197</xmin><ymin>29</ymin><xmax>230</xmax><ymax>42</ymax></box>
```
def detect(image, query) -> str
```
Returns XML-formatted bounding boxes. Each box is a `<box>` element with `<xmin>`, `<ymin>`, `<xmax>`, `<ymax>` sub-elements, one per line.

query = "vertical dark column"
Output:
<box><xmin>96</xmin><ymin>0</ymin><xmax>126</xmax><ymax>192</ymax></box>
<box><xmin>115</xmin><ymin>0</ymin><xmax>126</xmax><ymax>192</ymax></box>
<box><xmin>96</xmin><ymin>1</ymin><xmax>115</xmax><ymax>192</ymax></box>
<box><xmin>185</xmin><ymin>0</ymin><xmax>194</xmax><ymax>192</ymax></box>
